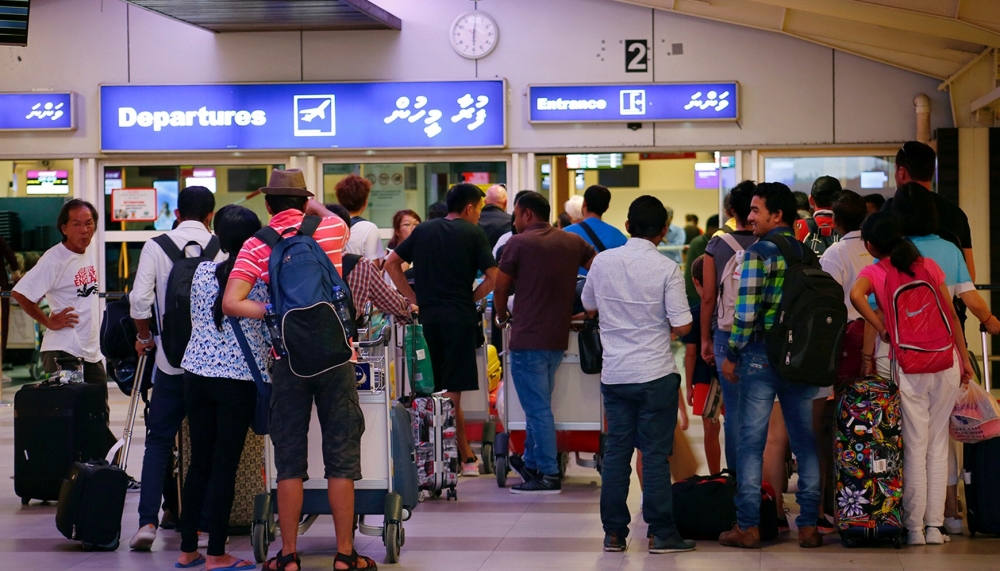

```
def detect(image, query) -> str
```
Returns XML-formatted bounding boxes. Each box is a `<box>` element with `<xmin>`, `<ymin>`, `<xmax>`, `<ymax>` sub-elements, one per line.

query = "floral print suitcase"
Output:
<box><xmin>835</xmin><ymin>375</ymin><xmax>905</xmax><ymax>548</ymax></box>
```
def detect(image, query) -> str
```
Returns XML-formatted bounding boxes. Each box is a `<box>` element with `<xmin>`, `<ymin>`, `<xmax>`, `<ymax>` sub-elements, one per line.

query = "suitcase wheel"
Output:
<box><xmin>446</xmin><ymin>488</ymin><xmax>457</xmax><ymax>501</ymax></box>
<box><xmin>893</xmin><ymin>537</ymin><xmax>903</xmax><ymax>549</ymax></box>
<box><xmin>20</xmin><ymin>497</ymin><xmax>29</xmax><ymax>506</ymax></box>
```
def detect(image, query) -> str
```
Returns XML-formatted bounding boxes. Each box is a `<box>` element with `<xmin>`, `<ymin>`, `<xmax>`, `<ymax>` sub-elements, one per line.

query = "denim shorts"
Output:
<box><xmin>269</xmin><ymin>360</ymin><xmax>364</xmax><ymax>481</ymax></box>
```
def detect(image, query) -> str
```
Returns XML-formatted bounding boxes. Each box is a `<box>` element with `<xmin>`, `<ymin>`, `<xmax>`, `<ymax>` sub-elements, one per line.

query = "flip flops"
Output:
<box><xmin>175</xmin><ymin>555</ymin><xmax>207</xmax><ymax>569</ymax></box>
<box><xmin>209</xmin><ymin>560</ymin><xmax>256</xmax><ymax>571</ymax></box>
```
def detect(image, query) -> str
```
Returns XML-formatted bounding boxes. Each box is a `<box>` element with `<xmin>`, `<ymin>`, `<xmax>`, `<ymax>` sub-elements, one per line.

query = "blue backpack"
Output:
<box><xmin>257</xmin><ymin>215</ymin><xmax>355</xmax><ymax>378</ymax></box>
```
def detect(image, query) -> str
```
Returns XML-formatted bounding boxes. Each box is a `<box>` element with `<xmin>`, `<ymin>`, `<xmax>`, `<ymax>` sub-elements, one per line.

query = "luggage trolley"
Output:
<box><xmin>492</xmin><ymin>321</ymin><xmax>605</xmax><ymax>487</ymax></box>
<box><xmin>251</xmin><ymin>324</ymin><xmax>415</xmax><ymax>564</ymax></box>
<box><xmin>463</xmin><ymin>302</ymin><xmax>499</xmax><ymax>474</ymax></box>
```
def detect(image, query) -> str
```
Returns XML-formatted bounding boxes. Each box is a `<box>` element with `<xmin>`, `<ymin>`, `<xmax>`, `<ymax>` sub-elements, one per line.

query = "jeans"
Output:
<box><xmin>601</xmin><ymin>374</ymin><xmax>681</xmax><ymax>540</ymax></box>
<box><xmin>735</xmin><ymin>341</ymin><xmax>820</xmax><ymax>529</ymax></box>
<box><xmin>509</xmin><ymin>350</ymin><xmax>563</xmax><ymax>476</ymax></box>
<box><xmin>713</xmin><ymin>329</ymin><xmax>740</xmax><ymax>472</ymax></box>
<box><xmin>138</xmin><ymin>368</ymin><xmax>187</xmax><ymax>528</ymax></box>
<box><xmin>180</xmin><ymin>374</ymin><xmax>256</xmax><ymax>556</ymax></box>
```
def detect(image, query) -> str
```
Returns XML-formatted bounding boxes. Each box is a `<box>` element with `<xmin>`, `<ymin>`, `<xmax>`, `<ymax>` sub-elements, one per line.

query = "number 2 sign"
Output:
<box><xmin>625</xmin><ymin>39</ymin><xmax>648</xmax><ymax>73</ymax></box>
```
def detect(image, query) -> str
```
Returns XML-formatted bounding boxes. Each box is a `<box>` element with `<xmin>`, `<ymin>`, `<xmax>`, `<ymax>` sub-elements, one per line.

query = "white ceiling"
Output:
<box><xmin>611</xmin><ymin>0</ymin><xmax>1000</xmax><ymax>82</ymax></box>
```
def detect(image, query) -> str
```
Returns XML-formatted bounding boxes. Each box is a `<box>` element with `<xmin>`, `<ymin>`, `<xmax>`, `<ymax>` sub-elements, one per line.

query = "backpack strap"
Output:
<box><xmin>202</xmin><ymin>235</ymin><xmax>220</xmax><ymax>260</ymax></box>
<box><xmin>227</xmin><ymin>316</ymin><xmax>268</xmax><ymax>397</ymax></box>
<box><xmin>151</xmin><ymin>234</ymin><xmax>184</xmax><ymax>263</ymax></box>
<box><xmin>718</xmin><ymin>232</ymin><xmax>742</xmax><ymax>253</ymax></box>
<box><xmin>342</xmin><ymin>253</ymin><xmax>362</xmax><ymax>279</ymax></box>
<box><xmin>578</xmin><ymin>220</ymin><xmax>607</xmax><ymax>252</ymax></box>
<box><xmin>298</xmin><ymin>215</ymin><xmax>322</xmax><ymax>238</ymax></box>
<box><xmin>255</xmin><ymin>227</ymin><xmax>281</xmax><ymax>248</ymax></box>
<box><xmin>763</xmin><ymin>233</ymin><xmax>808</xmax><ymax>267</ymax></box>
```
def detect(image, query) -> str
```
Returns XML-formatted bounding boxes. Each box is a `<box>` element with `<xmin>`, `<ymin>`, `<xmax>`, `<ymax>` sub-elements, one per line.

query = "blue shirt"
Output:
<box><xmin>564</xmin><ymin>218</ymin><xmax>628</xmax><ymax>275</ymax></box>
<box><xmin>660</xmin><ymin>224</ymin><xmax>686</xmax><ymax>264</ymax></box>
<box><xmin>908</xmin><ymin>234</ymin><xmax>973</xmax><ymax>296</ymax></box>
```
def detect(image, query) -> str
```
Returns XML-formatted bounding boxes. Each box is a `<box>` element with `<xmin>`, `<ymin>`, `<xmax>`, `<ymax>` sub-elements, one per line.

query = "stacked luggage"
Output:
<box><xmin>14</xmin><ymin>374</ymin><xmax>116</xmax><ymax>504</ymax></box>
<box><xmin>835</xmin><ymin>375</ymin><xmax>905</xmax><ymax>548</ymax></box>
<box><xmin>963</xmin><ymin>328</ymin><xmax>1000</xmax><ymax>536</ymax></box>
<box><xmin>410</xmin><ymin>395</ymin><xmax>459</xmax><ymax>500</ymax></box>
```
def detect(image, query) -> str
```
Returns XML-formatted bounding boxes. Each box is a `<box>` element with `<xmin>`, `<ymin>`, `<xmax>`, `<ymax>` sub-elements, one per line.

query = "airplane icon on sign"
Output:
<box><xmin>299</xmin><ymin>99</ymin><xmax>331</xmax><ymax>122</ymax></box>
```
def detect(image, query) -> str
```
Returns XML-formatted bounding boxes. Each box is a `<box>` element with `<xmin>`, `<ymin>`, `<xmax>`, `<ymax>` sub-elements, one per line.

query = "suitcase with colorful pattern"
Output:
<box><xmin>835</xmin><ymin>375</ymin><xmax>905</xmax><ymax>548</ymax></box>
<box><xmin>410</xmin><ymin>395</ymin><xmax>458</xmax><ymax>500</ymax></box>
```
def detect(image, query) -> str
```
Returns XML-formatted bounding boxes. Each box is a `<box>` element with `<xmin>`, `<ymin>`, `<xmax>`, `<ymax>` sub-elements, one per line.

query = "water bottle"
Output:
<box><xmin>332</xmin><ymin>286</ymin><xmax>357</xmax><ymax>340</ymax></box>
<box><xmin>263</xmin><ymin>303</ymin><xmax>286</xmax><ymax>359</ymax></box>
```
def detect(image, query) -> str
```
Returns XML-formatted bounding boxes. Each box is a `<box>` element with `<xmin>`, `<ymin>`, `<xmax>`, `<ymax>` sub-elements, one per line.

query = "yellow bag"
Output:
<box><xmin>487</xmin><ymin>345</ymin><xmax>501</xmax><ymax>393</ymax></box>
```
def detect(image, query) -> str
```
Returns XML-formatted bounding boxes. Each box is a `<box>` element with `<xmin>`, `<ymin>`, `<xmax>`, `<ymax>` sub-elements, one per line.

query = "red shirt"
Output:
<box><xmin>231</xmin><ymin>209</ymin><xmax>348</xmax><ymax>285</ymax></box>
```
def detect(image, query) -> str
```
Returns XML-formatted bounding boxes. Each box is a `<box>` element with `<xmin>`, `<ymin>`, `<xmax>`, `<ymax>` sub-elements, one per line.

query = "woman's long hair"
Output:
<box><xmin>212</xmin><ymin>205</ymin><xmax>262</xmax><ymax>330</ymax></box>
<box><xmin>861</xmin><ymin>211</ymin><xmax>919</xmax><ymax>277</ymax></box>
<box><xmin>388</xmin><ymin>209</ymin><xmax>421</xmax><ymax>249</ymax></box>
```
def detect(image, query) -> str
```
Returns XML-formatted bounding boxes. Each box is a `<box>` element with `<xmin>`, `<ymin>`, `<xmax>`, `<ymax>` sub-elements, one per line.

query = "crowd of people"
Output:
<box><xmin>8</xmin><ymin>139</ymin><xmax>991</xmax><ymax>565</ymax></box>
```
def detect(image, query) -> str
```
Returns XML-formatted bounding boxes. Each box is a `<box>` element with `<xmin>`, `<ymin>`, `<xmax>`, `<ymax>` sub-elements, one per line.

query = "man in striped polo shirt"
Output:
<box><xmin>223</xmin><ymin>169</ymin><xmax>376</xmax><ymax>571</ymax></box>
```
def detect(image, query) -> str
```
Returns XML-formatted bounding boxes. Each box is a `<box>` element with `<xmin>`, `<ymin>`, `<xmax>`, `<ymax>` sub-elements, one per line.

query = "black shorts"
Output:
<box><xmin>422</xmin><ymin>322</ymin><xmax>480</xmax><ymax>393</ymax></box>
<box><xmin>269</xmin><ymin>360</ymin><xmax>364</xmax><ymax>481</ymax></box>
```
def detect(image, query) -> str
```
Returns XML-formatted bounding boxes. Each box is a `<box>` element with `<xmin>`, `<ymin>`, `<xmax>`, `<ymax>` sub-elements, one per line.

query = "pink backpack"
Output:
<box><xmin>877</xmin><ymin>258</ymin><xmax>955</xmax><ymax>375</ymax></box>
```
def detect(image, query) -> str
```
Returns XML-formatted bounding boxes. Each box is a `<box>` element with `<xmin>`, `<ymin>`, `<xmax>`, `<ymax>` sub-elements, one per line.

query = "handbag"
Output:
<box><xmin>701</xmin><ymin>375</ymin><xmax>723</xmax><ymax>423</ymax></box>
<box><xmin>229</xmin><ymin>316</ymin><xmax>271</xmax><ymax>436</ymax></box>
<box><xmin>404</xmin><ymin>322</ymin><xmax>435</xmax><ymax>396</ymax></box>
<box><xmin>578</xmin><ymin>316</ymin><xmax>603</xmax><ymax>374</ymax></box>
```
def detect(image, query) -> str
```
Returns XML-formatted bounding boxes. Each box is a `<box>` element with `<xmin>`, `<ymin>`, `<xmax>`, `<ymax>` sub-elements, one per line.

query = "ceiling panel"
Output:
<box><xmin>125</xmin><ymin>0</ymin><xmax>401</xmax><ymax>33</ymax></box>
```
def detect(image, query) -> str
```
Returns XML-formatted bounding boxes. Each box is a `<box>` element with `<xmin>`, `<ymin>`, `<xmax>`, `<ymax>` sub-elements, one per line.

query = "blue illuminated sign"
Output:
<box><xmin>528</xmin><ymin>82</ymin><xmax>738</xmax><ymax>123</ymax></box>
<box><xmin>0</xmin><ymin>92</ymin><xmax>77</xmax><ymax>131</ymax></box>
<box><xmin>100</xmin><ymin>81</ymin><xmax>506</xmax><ymax>152</ymax></box>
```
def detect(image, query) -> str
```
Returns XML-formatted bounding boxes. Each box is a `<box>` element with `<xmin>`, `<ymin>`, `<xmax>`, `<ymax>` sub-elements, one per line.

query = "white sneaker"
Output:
<box><xmin>907</xmin><ymin>529</ymin><xmax>926</xmax><ymax>546</ymax></box>
<box><xmin>129</xmin><ymin>524</ymin><xmax>156</xmax><ymax>551</ymax></box>
<box><xmin>943</xmin><ymin>517</ymin><xmax>963</xmax><ymax>535</ymax></box>
<box><xmin>461</xmin><ymin>460</ymin><xmax>480</xmax><ymax>477</ymax></box>
<box><xmin>925</xmin><ymin>527</ymin><xmax>949</xmax><ymax>544</ymax></box>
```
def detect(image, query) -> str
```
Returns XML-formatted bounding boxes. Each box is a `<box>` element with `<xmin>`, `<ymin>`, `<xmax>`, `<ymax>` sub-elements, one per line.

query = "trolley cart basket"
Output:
<box><xmin>251</xmin><ymin>323</ymin><xmax>415</xmax><ymax>564</ymax></box>
<box><xmin>492</xmin><ymin>321</ymin><xmax>605</xmax><ymax>488</ymax></box>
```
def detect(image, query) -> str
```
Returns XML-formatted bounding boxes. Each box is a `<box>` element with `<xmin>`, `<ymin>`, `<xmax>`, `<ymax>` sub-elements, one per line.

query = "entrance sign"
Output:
<box><xmin>100</xmin><ymin>81</ymin><xmax>506</xmax><ymax>152</ymax></box>
<box><xmin>529</xmin><ymin>82</ymin><xmax>739</xmax><ymax>123</ymax></box>
<box><xmin>0</xmin><ymin>92</ymin><xmax>77</xmax><ymax>131</ymax></box>
<box><xmin>111</xmin><ymin>188</ymin><xmax>158</xmax><ymax>222</ymax></box>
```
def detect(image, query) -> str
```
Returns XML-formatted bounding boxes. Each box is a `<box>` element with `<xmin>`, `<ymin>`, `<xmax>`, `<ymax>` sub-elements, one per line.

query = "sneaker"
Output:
<box><xmin>907</xmin><ymin>529</ymin><xmax>926</xmax><ymax>545</ymax></box>
<box><xmin>797</xmin><ymin>525</ymin><xmax>823</xmax><ymax>548</ymax></box>
<box><xmin>943</xmin><ymin>517</ymin><xmax>963</xmax><ymax>535</ymax></box>
<box><xmin>777</xmin><ymin>515</ymin><xmax>790</xmax><ymax>533</ymax></box>
<box><xmin>603</xmin><ymin>532</ymin><xmax>627</xmax><ymax>552</ymax></box>
<box><xmin>510</xmin><ymin>474</ymin><xmax>561</xmax><ymax>494</ymax></box>
<box><xmin>719</xmin><ymin>524</ymin><xmax>761</xmax><ymax>549</ymax></box>
<box><xmin>129</xmin><ymin>524</ymin><xmax>156</xmax><ymax>551</ymax></box>
<box><xmin>508</xmin><ymin>455</ymin><xmax>538</xmax><ymax>483</ymax></box>
<box><xmin>816</xmin><ymin>515</ymin><xmax>835</xmax><ymax>534</ymax></box>
<box><xmin>649</xmin><ymin>534</ymin><xmax>696</xmax><ymax>554</ymax></box>
<box><xmin>461</xmin><ymin>458</ymin><xmax>480</xmax><ymax>477</ymax></box>
<box><xmin>925</xmin><ymin>527</ymin><xmax>949</xmax><ymax>544</ymax></box>
<box><xmin>126</xmin><ymin>476</ymin><xmax>141</xmax><ymax>493</ymax></box>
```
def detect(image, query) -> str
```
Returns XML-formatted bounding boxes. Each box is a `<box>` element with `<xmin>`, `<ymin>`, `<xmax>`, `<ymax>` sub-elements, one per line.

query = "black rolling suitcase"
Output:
<box><xmin>55</xmin><ymin>352</ymin><xmax>149</xmax><ymax>550</ymax></box>
<box><xmin>963</xmin><ymin>328</ymin><xmax>1000</xmax><ymax>536</ymax></box>
<box><xmin>14</xmin><ymin>370</ymin><xmax>114</xmax><ymax>504</ymax></box>
<box><xmin>390</xmin><ymin>401</ymin><xmax>420</xmax><ymax>512</ymax></box>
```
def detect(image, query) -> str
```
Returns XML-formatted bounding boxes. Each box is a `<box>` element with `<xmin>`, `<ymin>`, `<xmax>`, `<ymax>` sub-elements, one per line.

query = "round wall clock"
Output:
<box><xmin>450</xmin><ymin>11</ymin><xmax>499</xmax><ymax>60</ymax></box>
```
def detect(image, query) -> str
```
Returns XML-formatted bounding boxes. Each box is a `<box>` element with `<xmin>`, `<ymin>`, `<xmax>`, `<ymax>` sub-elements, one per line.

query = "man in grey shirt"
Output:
<box><xmin>582</xmin><ymin>195</ymin><xmax>695</xmax><ymax>555</ymax></box>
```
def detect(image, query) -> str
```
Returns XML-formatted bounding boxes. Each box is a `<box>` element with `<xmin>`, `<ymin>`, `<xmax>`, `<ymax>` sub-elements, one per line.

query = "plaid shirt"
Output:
<box><xmin>726</xmin><ymin>227</ymin><xmax>800</xmax><ymax>362</ymax></box>
<box><xmin>345</xmin><ymin>256</ymin><xmax>411</xmax><ymax>320</ymax></box>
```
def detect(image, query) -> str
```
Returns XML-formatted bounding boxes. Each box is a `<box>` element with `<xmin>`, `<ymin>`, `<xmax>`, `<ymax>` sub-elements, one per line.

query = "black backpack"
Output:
<box><xmin>152</xmin><ymin>234</ymin><xmax>220</xmax><ymax>369</ymax></box>
<box><xmin>100</xmin><ymin>295</ymin><xmax>137</xmax><ymax>363</ymax></box>
<box><xmin>763</xmin><ymin>234</ymin><xmax>846</xmax><ymax>387</ymax></box>
<box><xmin>803</xmin><ymin>217</ymin><xmax>840</xmax><ymax>256</ymax></box>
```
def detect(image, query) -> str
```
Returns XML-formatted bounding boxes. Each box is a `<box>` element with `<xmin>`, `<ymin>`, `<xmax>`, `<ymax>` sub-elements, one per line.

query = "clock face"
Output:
<box><xmin>450</xmin><ymin>11</ymin><xmax>498</xmax><ymax>60</ymax></box>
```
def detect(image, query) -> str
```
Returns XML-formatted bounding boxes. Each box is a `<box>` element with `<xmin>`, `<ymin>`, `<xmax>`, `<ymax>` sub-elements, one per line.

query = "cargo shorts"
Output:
<box><xmin>269</xmin><ymin>359</ymin><xmax>364</xmax><ymax>481</ymax></box>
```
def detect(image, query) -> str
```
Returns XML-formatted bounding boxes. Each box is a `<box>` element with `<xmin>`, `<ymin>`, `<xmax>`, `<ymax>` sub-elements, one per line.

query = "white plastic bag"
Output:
<box><xmin>495</xmin><ymin>380</ymin><xmax>505</xmax><ymax>423</ymax></box>
<box><xmin>949</xmin><ymin>381</ymin><xmax>1000</xmax><ymax>443</ymax></box>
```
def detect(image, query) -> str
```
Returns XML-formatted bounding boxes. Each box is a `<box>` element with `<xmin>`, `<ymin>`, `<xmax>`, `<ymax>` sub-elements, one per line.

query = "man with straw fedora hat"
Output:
<box><xmin>223</xmin><ymin>169</ymin><xmax>377</xmax><ymax>571</ymax></box>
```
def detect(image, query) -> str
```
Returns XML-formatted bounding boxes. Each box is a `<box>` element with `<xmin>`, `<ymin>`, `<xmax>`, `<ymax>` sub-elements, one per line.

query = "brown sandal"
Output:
<box><xmin>334</xmin><ymin>550</ymin><xmax>378</xmax><ymax>571</ymax></box>
<box><xmin>263</xmin><ymin>551</ymin><xmax>300</xmax><ymax>571</ymax></box>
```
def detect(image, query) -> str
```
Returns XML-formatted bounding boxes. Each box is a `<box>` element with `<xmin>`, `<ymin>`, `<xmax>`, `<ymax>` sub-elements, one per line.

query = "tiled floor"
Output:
<box><xmin>0</xmin><ymin>375</ymin><xmax>998</xmax><ymax>571</ymax></box>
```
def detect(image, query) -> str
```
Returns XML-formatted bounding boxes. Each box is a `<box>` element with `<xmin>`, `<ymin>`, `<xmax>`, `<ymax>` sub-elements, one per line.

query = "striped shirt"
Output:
<box><xmin>345</xmin><ymin>256</ymin><xmax>411</xmax><ymax>319</ymax></box>
<box><xmin>726</xmin><ymin>227</ymin><xmax>804</xmax><ymax>362</ymax></box>
<box><xmin>231</xmin><ymin>209</ymin><xmax>348</xmax><ymax>285</ymax></box>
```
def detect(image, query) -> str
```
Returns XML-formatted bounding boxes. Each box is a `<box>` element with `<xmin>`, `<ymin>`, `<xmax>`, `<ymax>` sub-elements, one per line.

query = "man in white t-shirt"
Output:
<box><xmin>12</xmin><ymin>199</ymin><xmax>106</xmax><ymax>404</ymax></box>
<box><xmin>336</xmin><ymin>174</ymin><xmax>386</xmax><ymax>262</ymax></box>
